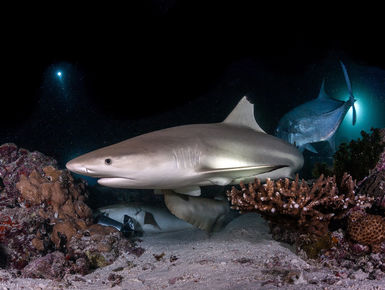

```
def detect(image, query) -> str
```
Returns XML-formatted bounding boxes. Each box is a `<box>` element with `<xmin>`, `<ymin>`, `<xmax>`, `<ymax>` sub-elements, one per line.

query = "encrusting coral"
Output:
<box><xmin>0</xmin><ymin>143</ymin><xmax>144</xmax><ymax>279</ymax></box>
<box><xmin>227</xmin><ymin>173</ymin><xmax>372</xmax><ymax>238</ymax></box>
<box><xmin>347</xmin><ymin>207</ymin><xmax>385</xmax><ymax>253</ymax></box>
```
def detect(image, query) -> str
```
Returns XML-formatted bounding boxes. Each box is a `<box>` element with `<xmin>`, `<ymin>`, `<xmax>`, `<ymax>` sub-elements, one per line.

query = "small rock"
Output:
<box><xmin>23</xmin><ymin>251</ymin><xmax>66</xmax><ymax>280</ymax></box>
<box><xmin>153</xmin><ymin>252</ymin><xmax>165</xmax><ymax>261</ymax></box>
<box><xmin>108</xmin><ymin>273</ymin><xmax>123</xmax><ymax>287</ymax></box>
<box><xmin>97</xmin><ymin>242</ymin><xmax>112</xmax><ymax>253</ymax></box>
<box><xmin>349</xmin><ymin>269</ymin><xmax>369</xmax><ymax>280</ymax></box>
<box><xmin>87</xmin><ymin>224</ymin><xmax>118</xmax><ymax>236</ymax></box>
<box><xmin>31</xmin><ymin>238</ymin><xmax>44</xmax><ymax>252</ymax></box>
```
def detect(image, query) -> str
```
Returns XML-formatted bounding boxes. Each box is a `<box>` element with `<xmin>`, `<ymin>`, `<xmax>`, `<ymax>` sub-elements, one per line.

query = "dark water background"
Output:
<box><xmin>2</xmin><ymin>2</ymin><xmax>385</xmax><ymax>175</ymax></box>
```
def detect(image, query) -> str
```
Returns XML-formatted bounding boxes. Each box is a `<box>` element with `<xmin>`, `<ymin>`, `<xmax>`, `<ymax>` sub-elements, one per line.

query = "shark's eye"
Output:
<box><xmin>105</xmin><ymin>158</ymin><xmax>112</xmax><ymax>165</ymax></box>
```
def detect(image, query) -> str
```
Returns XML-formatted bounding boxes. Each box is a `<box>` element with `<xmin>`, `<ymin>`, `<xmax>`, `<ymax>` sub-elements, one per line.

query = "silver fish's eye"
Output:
<box><xmin>105</xmin><ymin>158</ymin><xmax>112</xmax><ymax>165</ymax></box>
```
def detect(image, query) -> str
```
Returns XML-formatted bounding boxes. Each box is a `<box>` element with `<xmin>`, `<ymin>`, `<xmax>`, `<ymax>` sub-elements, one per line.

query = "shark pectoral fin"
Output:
<box><xmin>300</xmin><ymin>144</ymin><xmax>318</xmax><ymax>153</ymax></box>
<box><xmin>173</xmin><ymin>186</ymin><xmax>201</xmax><ymax>196</ymax></box>
<box><xmin>201</xmin><ymin>165</ymin><xmax>287</xmax><ymax>183</ymax></box>
<box><xmin>207</xmin><ymin>176</ymin><xmax>233</xmax><ymax>186</ymax></box>
<box><xmin>164</xmin><ymin>191</ymin><xmax>230</xmax><ymax>233</ymax></box>
<box><xmin>153</xmin><ymin>189</ymin><xmax>163</xmax><ymax>195</ymax></box>
<box><xmin>144</xmin><ymin>211</ymin><xmax>161</xmax><ymax>230</ymax></box>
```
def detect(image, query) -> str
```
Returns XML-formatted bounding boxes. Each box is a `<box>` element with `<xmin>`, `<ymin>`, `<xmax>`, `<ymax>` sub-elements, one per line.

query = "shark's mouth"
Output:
<box><xmin>97</xmin><ymin>177</ymin><xmax>137</xmax><ymax>188</ymax></box>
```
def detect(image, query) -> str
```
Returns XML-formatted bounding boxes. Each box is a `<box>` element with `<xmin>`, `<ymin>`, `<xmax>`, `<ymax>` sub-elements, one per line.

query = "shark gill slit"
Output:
<box><xmin>172</xmin><ymin>146</ymin><xmax>202</xmax><ymax>169</ymax></box>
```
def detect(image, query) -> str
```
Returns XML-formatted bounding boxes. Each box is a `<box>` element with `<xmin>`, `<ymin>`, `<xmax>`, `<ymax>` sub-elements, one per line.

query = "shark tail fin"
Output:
<box><xmin>340</xmin><ymin>61</ymin><xmax>357</xmax><ymax>125</ymax></box>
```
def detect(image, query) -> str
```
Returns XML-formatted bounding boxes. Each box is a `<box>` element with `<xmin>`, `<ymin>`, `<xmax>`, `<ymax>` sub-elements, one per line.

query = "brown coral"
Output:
<box><xmin>347</xmin><ymin>208</ymin><xmax>385</xmax><ymax>253</ymax></box>
<box><xmin>227</xmin><ymin>173</ymin><xmax>373</xmax><ymax>238</ymax></box>
<box><xmin>0</xmin><ymin>145</ymin><xmax>145</xmax><ymax>277</ymax></box>
<box><xmin>16</xmin><ymin>166</ymin><xmax>93</xmax><ymax>219</ymax></box>
<box><xmin>14</xmin><ymin>167</ymin><xmax>94</xmax><ymax>250</ymax></box>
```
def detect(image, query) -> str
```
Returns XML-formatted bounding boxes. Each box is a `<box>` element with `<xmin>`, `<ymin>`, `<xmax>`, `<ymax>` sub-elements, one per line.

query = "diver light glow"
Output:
<box><xmin>57</xmin><ymin>71</ymin><xmax>62</xmax><ymax>77</ymax></box>
<box><xmin>338</xmin><ymin>87</ymin><xmax>384</xmax><ymax>145</ymax></box>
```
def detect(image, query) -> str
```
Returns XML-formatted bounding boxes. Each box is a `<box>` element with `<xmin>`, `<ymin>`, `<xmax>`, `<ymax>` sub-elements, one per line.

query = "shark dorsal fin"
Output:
<box><xmin>223</xmin><ymin>96</ymin><xmax>266</xmax><ymax>133</ymax></box>
<box><xmin>317</xmin><ymin>79</ymin><xmax>329</xmax><ymax>99</ymax></box>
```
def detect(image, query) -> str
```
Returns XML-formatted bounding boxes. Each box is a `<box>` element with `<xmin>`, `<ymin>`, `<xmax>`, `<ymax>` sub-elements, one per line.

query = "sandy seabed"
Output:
<box><xmin>1</xmin><ymin>213</ymin><xmax>385</xmax><ymax>290</ymax></box>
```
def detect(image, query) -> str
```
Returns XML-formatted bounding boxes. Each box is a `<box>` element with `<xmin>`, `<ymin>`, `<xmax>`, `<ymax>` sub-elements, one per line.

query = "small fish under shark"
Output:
<box><xmin>66</xmin><ymin>96</ymin><xmax>303</xmax><ymax>231</ymax></box>
<box><xmin>275</xmin><ymin>61</ymin><xmax>357</xmax><ymax>153</ymax></box>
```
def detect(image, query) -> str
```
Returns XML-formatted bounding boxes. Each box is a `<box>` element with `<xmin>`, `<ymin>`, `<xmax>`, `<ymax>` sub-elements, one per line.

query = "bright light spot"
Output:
<box><xmin>57</xmin><ymin>71</ymin><xmax>62</xmax><ymax>77</ymax></box>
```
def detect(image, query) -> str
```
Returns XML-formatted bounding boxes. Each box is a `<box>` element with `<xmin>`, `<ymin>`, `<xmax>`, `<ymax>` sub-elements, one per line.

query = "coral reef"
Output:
<box><xmin>0</xmin><ymin>143</ymin><xmax>144</xmax><ymax>279</ymax></box>
<box><xmin>227</xmin><ymin>173</ymin><xmax>375</xmax><ymax>259</ymax></box>
<box><xmin>0</xmin><ymin>143</ymin><xmax>57</xmax><ymax>207</ymax></box>
<box><xmin>333</xmin><ymin>128</ymin><xmax>385</xmax><ymax>182</ymax></box>
<box><xmin>356</xmin><ymin>129</ymin><xmax>385</xmax><ymax>211</ymax></box>
<box><xmin>227</xmin><ymin>173</ymin><xmax>371</xmax><ymax>238</ymax></box>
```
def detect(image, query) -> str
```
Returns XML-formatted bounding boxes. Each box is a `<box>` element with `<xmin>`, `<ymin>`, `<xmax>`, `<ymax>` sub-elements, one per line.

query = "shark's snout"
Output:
<box><xmin>66</xmin><ymin>160</ymin><xmax>90</xmax><ymax>175</ymax></box>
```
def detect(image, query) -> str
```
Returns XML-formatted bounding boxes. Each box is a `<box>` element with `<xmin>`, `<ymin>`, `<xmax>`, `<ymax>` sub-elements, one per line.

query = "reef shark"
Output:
<box><xmin>275</xmin><ymin>61</ymin><xmax>357</xmax><ymax>153</ymax></box>
<box><xmin>66</xmin><ymin>97</ymin><xmax>303</xmax><ymax>231</ymax></box>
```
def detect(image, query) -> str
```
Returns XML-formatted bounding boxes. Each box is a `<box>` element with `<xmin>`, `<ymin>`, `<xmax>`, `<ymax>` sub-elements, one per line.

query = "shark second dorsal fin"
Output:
<box><xmin>223</xmin><ymin>96</ymin><xmax>266</xmax><ymax>133</ymax></box>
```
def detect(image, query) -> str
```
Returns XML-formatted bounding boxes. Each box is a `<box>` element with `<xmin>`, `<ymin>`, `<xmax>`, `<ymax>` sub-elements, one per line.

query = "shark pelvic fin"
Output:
<box><xmin>223</xmin><ymin>96</ymin><xmax>266</xmax><ymax>133</ymax></box>
<box><xmin>163</xmin><ymin>190</ymin><xmax>230</xmax><ymax>233</ymax></box>
<box><xmin>173</xmin><ymin>186</ymin><xmax>201</xmax><ymax>196</ymax></box>
<box><xmin>200</xmin><ymin>165</ymin><xmax>287</xmax><ymax>184</ymax></box>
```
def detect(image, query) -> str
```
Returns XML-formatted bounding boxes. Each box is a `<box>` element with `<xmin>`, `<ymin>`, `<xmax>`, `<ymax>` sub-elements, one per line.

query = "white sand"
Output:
<box><xmin>1</xmin><ymin>213</ymin><xmax>385</xmax><ymax>289</ymax></box>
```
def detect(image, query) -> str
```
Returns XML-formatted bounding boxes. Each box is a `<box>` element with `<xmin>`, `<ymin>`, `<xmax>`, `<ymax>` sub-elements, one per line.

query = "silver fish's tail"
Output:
<box><xmin>340</xmin><ymin>61</ymin><xmax>357</xmax><ymax>125</ymax></box>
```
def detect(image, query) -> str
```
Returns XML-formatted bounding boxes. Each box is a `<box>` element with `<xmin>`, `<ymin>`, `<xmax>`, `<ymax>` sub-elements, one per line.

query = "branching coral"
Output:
<box><xmin>227</xmin><ymin>173</ymin><xmax>373</xmax><ymax>238</ymax></box>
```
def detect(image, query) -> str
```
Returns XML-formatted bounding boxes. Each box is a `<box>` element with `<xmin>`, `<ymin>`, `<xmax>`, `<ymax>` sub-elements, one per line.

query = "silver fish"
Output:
<box><xmin>275</xmin><ymin>61</ymin><xmax>356</xmax><ymax>153</ymax></box>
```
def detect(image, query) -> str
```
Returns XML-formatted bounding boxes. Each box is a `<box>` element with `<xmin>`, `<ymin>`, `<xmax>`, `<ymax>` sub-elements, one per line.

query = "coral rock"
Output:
<box><xmin>74</xmin><ymin>200</ymin><xmax>93</xmax><ymax>219</ymax></box>
<box><xmin>31</xmin><ymin>237</ymin><xmax>45</xmax><ymax>251</ymax></box>
<box><xmin>87</xmin><ymin>223</ymin><xmax>119</xmax><ymax>236</ymax></box>
<box><xmin>51</xmin><ymin>220</ymin><xmax>79</xmax><ymax>249</ymax></box>
<box><xmin>16</xmin><ymin>174</ymin><xmax>43</xmax><ymax>205</ymax></box>
<box><xmin>50</xmin><ymin>181</ymin><xmax>69</xmax><ymax>211</ymax></box>
<box><xmin>1</xmin><ymin>144</ymin><xmax>144</xmax><ymax>278</ymax></box>
<box><xmin>0</xmin><ymin>143</ymin><xmax>57</xmax><ymax>205</ymax></box>
<box><xmin>347</xmin><ymin>208</ymin><xmax>385</xmax><ymax>253</ymax></box>
<box><xmin>22</xmin><ymin>251</ymin><xmax>67</xmax><ymax>280</ymax></box>
<box><xmin>43</xmin><ymin>165</ymin><xmax>62</xmax><ymax>182</ymax></box>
